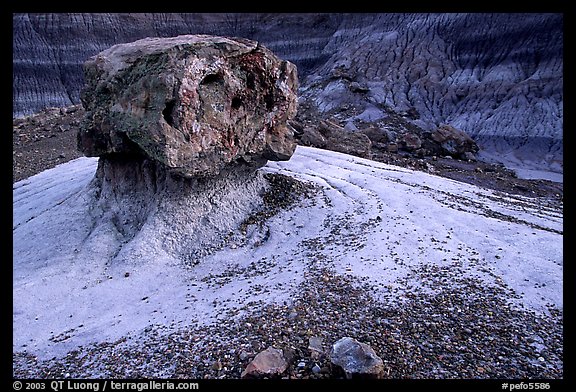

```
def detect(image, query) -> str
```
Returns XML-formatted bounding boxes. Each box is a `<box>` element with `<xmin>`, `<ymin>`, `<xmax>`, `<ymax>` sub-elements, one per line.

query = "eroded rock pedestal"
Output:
<box><xmin>76</xmin><ymin>35</ymin><xmax>298</xmax><ymax>266</ymax></box>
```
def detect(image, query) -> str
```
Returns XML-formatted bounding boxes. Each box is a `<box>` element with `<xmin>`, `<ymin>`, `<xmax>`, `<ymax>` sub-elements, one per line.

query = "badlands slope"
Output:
<box><xmin>13</xmin><ymin>147</ymin><xmax>562</xmax><ymax>371</ymax></box>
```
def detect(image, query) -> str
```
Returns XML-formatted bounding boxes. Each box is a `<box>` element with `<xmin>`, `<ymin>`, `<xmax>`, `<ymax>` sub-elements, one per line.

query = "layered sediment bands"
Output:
<box><xmin>305</xmin><ymin>13</ymin><xmax>562</xmax><ymax>172</ymax></box>
<box><xmin>13</xmin><ymin>13</ymin><xmax>338</xmax><ymax>117</ymax></box>
<box><xmin>13</xmin><ymin>13</ymin><xmax>563</xmax><ymax>173</ymax></box>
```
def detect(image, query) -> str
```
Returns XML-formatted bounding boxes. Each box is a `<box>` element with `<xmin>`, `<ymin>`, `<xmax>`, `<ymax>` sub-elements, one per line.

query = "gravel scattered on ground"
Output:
<box><xmin>12</xmin><ymin>252</ymin><xmax>563</xmax><ymax>379</ymax></box>
<box><xmin>13</xmin><ymin>173</ymin><xmax>563</xmax><ymax>379</ymax></box>
<box><xmin>13</xmin><ymin>105</ymin><xmax>85</xmax><ymax>183</ymax></box>
<box><xmin>12</xmin><ymin>106</ymin><xmax>563</xmax><ymax>379</ymax></box>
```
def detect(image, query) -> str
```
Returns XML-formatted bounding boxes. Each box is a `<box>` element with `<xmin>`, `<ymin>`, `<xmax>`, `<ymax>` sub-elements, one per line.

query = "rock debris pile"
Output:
<box><xmin>295</xmin><ymin>101</ymin><xmax>480</xmax><ymax>161</ymax></box>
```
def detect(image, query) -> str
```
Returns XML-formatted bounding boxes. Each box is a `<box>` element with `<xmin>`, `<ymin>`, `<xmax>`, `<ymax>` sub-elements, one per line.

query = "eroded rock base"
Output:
<box><xmin>83</xmin><ymin>157</ymin><xmax>268</xmax><ymax>269</ymax></box>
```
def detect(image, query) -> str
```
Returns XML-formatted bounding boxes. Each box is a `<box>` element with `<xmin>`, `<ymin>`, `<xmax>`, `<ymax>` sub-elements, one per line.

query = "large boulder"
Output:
<box><xmin>430</xmin><ymin>124</ymin><xmax>479</xmax><ymax>159</ymax></box>
<box><xmin>70</xmin><ymin>36</ymin><xmax>300</xmax><ymax>267</ymax></box>
<box><xmin>78</xmin><ymin>34</ymin><xmax>298</xmax><ymax>178</ymax></box>
<box><xmin>317</xmin><ymin>120</ymin><xmax>372</xmax><ymax>159</ymax></box>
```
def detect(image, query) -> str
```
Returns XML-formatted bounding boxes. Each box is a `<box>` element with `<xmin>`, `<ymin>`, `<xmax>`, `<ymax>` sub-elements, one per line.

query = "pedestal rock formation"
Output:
<box><xmin>76</xmin><ymin>35</ymin><xmax>298</xmax><ymax>267</ymax></box>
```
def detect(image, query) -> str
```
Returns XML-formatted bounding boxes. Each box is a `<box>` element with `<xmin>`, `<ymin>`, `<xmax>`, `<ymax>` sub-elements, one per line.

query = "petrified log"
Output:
<box><xmin>79</xmin><ymin>34</ymin><xmax>298</xmax><ymax>178</ymax></box>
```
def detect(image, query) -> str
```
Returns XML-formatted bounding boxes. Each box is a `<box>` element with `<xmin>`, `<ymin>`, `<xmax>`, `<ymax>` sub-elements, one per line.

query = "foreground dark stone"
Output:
<box><xmin>330</xmin><ymin>337</ymin><xmax>385</xmax><ymax>379</ymax></box>
<box><xmin>78</xmin><ymin>34</ymin><xmax>298</xmax><ymax>178</ymax></box>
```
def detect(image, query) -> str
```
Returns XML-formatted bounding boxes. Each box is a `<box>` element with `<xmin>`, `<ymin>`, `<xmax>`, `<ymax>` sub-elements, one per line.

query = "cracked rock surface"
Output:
<box><xmin>79</xmin><ymin>34</ymin><xmax>298</xmax><ymax>178</ymax></box>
